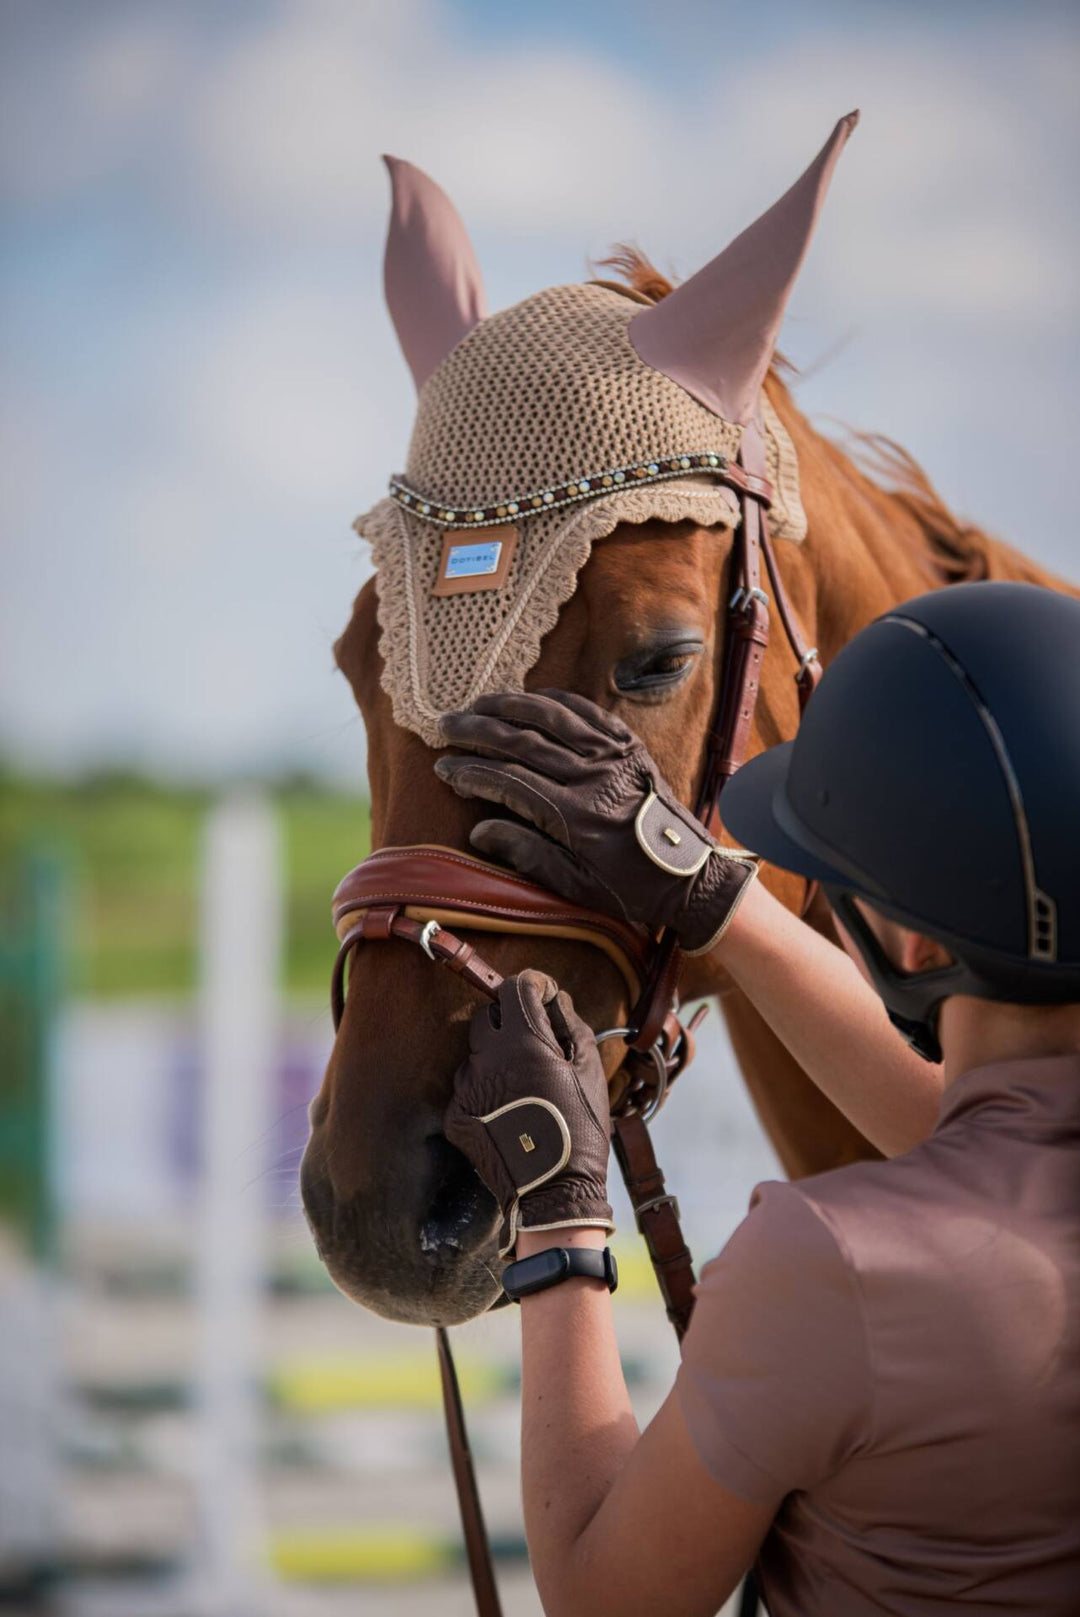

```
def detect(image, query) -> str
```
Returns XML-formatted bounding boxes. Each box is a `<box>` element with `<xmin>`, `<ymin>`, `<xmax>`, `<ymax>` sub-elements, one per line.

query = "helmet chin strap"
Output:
<box><xmin>827</xmin><ymin>885</ymin><xmax>1080</xmax><ymax>1069</ymax></box>
<box><xmin>827</xmin><ymin>889</ymin><xmax>954</xmax><ymax>1065</ymax></box>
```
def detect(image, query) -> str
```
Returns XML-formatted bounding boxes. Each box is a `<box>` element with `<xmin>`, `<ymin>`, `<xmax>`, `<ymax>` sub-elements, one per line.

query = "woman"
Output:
<box><xmin>438</xmin><ymin>581</ymin><xmax>1080</xmax><ymax>1615</ymax></box>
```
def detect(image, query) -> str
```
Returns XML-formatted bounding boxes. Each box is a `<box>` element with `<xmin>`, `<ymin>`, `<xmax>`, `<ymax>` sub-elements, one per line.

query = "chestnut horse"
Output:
<box><xmin>302</xmin><ymin>267</ymin><xmax>1076</xmax><ymax>1328</ymax></box>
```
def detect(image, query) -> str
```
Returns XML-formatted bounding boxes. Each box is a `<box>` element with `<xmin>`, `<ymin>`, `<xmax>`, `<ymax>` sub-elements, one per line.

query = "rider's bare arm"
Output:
<box><xmin>515</xmin><ymin>1226</ymin><xmax>774</xmax><ymax>1617</ymax></box>
<box><xmin>715</xmin><ymin>879</ymin><xmax>944</xmax><ymax>1155</ymax></box>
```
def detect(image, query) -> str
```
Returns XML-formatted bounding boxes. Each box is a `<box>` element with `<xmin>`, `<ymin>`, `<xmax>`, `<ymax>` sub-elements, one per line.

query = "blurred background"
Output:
<box><xmin>1</xmin><ymin>1</ymin><xmax>1077</xmax><ymax>1613</ymax></box>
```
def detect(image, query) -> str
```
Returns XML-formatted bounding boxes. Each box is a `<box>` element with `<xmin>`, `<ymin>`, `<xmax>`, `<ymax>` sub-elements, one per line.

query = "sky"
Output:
<box><xmin>2</xmin><ymin>0</ymin><xmax>1077</xmax><ymax>786</ymax></box>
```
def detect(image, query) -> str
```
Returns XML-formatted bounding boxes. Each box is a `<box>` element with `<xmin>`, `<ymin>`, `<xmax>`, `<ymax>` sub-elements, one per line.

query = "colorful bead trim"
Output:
<box><xmin>388</xmin><ymin>451</ymin><xmax>731</xmax><ymax>528</ymax></box>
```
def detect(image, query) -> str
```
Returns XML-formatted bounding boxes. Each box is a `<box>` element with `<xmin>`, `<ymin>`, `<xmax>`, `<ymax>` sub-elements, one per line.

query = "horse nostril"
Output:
<box><xmin>420</xmin><ymin>1134</ymin><xmax>497</xmax><ymax>1258</ymax></box>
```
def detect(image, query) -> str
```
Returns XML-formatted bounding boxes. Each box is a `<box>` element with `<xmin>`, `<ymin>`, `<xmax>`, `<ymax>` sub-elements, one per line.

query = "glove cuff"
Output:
<box><xmin>501</xmin><ymin>1191</ymin><xmax>614</xmax><ymax>1257</ymax></box>
<box><xmin>679</xmin><ymin>851</ymin><xmax>759</xmax><ymax>955</ymax></box>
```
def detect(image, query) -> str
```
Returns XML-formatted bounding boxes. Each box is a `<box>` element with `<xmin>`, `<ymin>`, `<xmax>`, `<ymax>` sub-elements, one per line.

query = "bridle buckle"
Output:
<box><xmin>634</xmin><ymin>1192</ymin><xmax>681</xmax><ymax>1233</ymax></box>
<box><xmin>729</xmin><ymin>584</ymin><xmax>769</xmax><ymax>613</ymax></box>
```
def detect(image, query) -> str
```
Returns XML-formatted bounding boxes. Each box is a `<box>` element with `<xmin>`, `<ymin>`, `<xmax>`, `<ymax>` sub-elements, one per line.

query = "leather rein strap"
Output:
<box><xmin>328</xmin><ymin>452</ymin><xmax>819</xmax><ymax>1617</ymax></box>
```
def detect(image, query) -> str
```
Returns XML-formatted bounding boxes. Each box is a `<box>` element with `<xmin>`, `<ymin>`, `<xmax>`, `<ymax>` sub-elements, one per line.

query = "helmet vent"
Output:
<box><xmin>1032</xmin><ymin>889</ymin><xmax>1058</xmax><ymax>963</ymax></box>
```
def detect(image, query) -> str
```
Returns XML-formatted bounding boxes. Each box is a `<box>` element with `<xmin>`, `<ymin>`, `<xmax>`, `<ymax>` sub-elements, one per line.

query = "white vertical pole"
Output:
<box><xmin>192</xmin><ymin>792</ymin><xmax>282</xmax><ymax>1616</ymax></box>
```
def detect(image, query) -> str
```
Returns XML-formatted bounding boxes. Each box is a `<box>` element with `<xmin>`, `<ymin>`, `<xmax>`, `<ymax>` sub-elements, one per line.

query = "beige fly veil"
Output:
<box><xmin>356</xmin><ymin>117</ymin><xmax>857</xmax><ymax>747</ymax></box>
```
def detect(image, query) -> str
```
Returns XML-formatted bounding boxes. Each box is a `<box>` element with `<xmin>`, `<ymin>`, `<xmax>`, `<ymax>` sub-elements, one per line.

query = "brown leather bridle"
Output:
<box><xmin>327</xmin><ymin>451</ymin><xmax>819</xmax><ymax>1616</ymax></box>
<box><xmin>331</xmin><ymin>845</ymin><xmax>688</xmax><ymax>1113</ymax></box>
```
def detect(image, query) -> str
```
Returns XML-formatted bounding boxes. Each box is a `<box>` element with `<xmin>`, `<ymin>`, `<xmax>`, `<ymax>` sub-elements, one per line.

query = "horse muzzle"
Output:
<box><xmin>301</xmin><ymin>1115</ymin><xmax>504</xmax><ymax>1326</ymax></box>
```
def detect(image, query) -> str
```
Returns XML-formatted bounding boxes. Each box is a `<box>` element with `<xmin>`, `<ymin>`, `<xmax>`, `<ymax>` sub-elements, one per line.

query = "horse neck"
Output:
<box><xmin>775</xmin><ymin>418</ymin><xmax>945</xmax><ymax>667</ymax></box>
<box><xmin>767</xmin><ymin>380</ymin><xmax>1079</xmax><ymax>665</ymax></box>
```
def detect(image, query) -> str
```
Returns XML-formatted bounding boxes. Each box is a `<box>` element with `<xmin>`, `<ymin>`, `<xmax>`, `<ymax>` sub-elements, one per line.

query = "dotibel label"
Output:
<box><xmin>445</xmin><ymin>540</ymin><xmax>502</xmax><ymax>579</ymax></box>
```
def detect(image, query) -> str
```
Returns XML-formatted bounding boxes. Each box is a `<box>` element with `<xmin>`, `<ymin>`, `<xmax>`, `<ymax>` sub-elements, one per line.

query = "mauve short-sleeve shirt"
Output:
<box><xmin>675</xmin><ymin>1054</ymin><xmax>1080</xmax><ymax>1615</ymax></box>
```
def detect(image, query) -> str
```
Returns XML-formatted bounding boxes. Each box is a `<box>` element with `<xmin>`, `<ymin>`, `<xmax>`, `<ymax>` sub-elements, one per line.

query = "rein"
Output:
<box><xmin>328</xmin><ymin>452</ymin><xmax>819</xmax><ymax>1616</ymax></box>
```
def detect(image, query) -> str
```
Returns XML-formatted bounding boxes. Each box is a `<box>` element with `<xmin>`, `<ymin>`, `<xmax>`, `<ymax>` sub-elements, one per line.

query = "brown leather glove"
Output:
<box><xmin>445</xmin><ymin>970</ymin><xmax>613</xmax><ymax>1257</ymax></box>
<box><xmin>436</xmin><ymin>690</ymin><xmax>757</xmax><ymax>954</ymax></box>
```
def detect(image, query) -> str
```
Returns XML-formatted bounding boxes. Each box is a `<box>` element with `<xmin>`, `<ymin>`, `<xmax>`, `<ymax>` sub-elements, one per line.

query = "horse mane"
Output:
<box><xmin>594</xmin><ymin>246</ymin><xmax>1067</xmax><ymax>594</ymax></box>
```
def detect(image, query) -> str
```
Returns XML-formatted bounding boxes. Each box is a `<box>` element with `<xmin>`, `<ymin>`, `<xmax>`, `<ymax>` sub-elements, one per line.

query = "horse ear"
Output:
<box><xmin>629</xmin><ymin>112</ymin><xmax>858</xmax><ymax>425</ymax></box>
<box><xmin>382</xmin><ymin>156</ymin><xmax>488</xmax><ymax>391</ymax></box>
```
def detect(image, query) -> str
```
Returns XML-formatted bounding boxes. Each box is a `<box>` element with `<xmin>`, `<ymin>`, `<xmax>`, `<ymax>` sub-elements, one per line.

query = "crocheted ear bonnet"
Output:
<box><xmin>356</xmin><ymin>115</ymin><xmax>857</xmax><ymax>747</ymax></box>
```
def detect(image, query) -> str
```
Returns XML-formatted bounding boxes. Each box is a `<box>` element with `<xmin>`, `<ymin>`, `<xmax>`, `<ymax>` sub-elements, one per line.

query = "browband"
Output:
<box><xmin>385</xmin><ymin>449</ymin><xmax>761</xmax><ymax>531</ymax></box>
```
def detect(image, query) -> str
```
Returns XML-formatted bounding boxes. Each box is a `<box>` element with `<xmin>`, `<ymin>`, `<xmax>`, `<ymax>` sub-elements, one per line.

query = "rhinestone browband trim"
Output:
<box><xmin>388</xmin><ymin>451</ymin><xmax>732</xmax><ymax>529</ymax></box>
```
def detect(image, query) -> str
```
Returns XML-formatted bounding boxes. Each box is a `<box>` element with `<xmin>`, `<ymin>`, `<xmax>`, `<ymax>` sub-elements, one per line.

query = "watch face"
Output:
<box><xmin>503</xmin><ymin>1245</ymin><xmax>615</xmax><ymax>1301</ymax></box>
<box><xmin>510</xmin><ymin>1249</ymin><xmax>570</xmax><ymax>1294</ymax></box>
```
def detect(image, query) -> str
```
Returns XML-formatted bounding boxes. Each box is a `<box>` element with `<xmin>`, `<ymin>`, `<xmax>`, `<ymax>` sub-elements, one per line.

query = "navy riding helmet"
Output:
<box><xmin>721</xmin><ymin>581</ymin><xmax>1080</xmax><ymax>1063</ymax></box>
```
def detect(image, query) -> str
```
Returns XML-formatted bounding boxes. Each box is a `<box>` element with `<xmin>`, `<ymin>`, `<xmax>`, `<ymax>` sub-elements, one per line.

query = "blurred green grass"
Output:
<box><xmin>0</xmin><ymin>769</ymin><xmax>370</xmax><ymax>998</ymax></box>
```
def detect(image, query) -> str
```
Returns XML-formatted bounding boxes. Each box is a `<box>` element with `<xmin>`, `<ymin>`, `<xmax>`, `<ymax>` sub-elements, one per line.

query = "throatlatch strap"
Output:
<box><xmin>761</xmin><ymin>525</ymin><xmax>821</xmax><ymax>712</ymax></box>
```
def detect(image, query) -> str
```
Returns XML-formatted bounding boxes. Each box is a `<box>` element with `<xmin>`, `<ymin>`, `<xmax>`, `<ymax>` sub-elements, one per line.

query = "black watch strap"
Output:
<box><xmin>502</xmin><ymin>1245</ymin><xmax>618</xmax><ymax>1302</ymax></box>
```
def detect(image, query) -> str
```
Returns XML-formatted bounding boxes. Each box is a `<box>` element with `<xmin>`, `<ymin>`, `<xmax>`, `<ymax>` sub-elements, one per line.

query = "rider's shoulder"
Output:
<box><xmin>697</xmin><ymin>1152</ymin><xmax>942</xmax><ymax>1303</ymax></box>
<box><xmin>696</xmin><ymin>1176</ymin><xmax>857</xmax><ymax>1300</ymax></box>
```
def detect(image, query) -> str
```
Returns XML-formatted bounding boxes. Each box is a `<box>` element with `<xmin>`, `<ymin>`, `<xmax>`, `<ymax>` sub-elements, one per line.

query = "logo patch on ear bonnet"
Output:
<box><xmin>432</xmin><ymin>527</ymin><xmax>519</xmax><ymax>596</ymax></box>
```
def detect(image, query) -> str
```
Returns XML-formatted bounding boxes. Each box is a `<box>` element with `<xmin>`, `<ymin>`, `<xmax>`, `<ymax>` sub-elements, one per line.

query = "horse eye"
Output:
<box><xmin>650</xmin><ymin>652</ymin><xmax>693</xmax><ymax>676</ymax></box>
<box><xmin>613</xmin><ymin>641</ymin><xmax>702</xmax><ymax>695</ymax></box>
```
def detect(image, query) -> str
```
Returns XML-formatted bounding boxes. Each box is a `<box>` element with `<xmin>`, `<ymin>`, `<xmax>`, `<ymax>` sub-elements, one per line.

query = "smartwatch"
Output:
<box><xmin>501</xmin><ymin>1245</ymin><xmax>618</xmax><ymax>1302</ymax></box>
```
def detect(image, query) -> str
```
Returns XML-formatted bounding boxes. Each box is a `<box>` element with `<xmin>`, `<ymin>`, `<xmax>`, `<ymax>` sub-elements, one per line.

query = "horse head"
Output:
<box><xmin>303</xmin><ymin>117</ymin><xmax>857</xmax><ymax>1325</ymax></box>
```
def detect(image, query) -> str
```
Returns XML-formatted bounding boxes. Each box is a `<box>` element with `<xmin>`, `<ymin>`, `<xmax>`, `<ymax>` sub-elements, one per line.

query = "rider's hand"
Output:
<box><xmin>444</xmin><ymin>970</ymin><xmax>613</xmax><ymax>1257</ymax></box>
<box><xmin>436</xmin><ymin>689</ymin><xmax>758</xmax><ymax>954</ymax></box>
